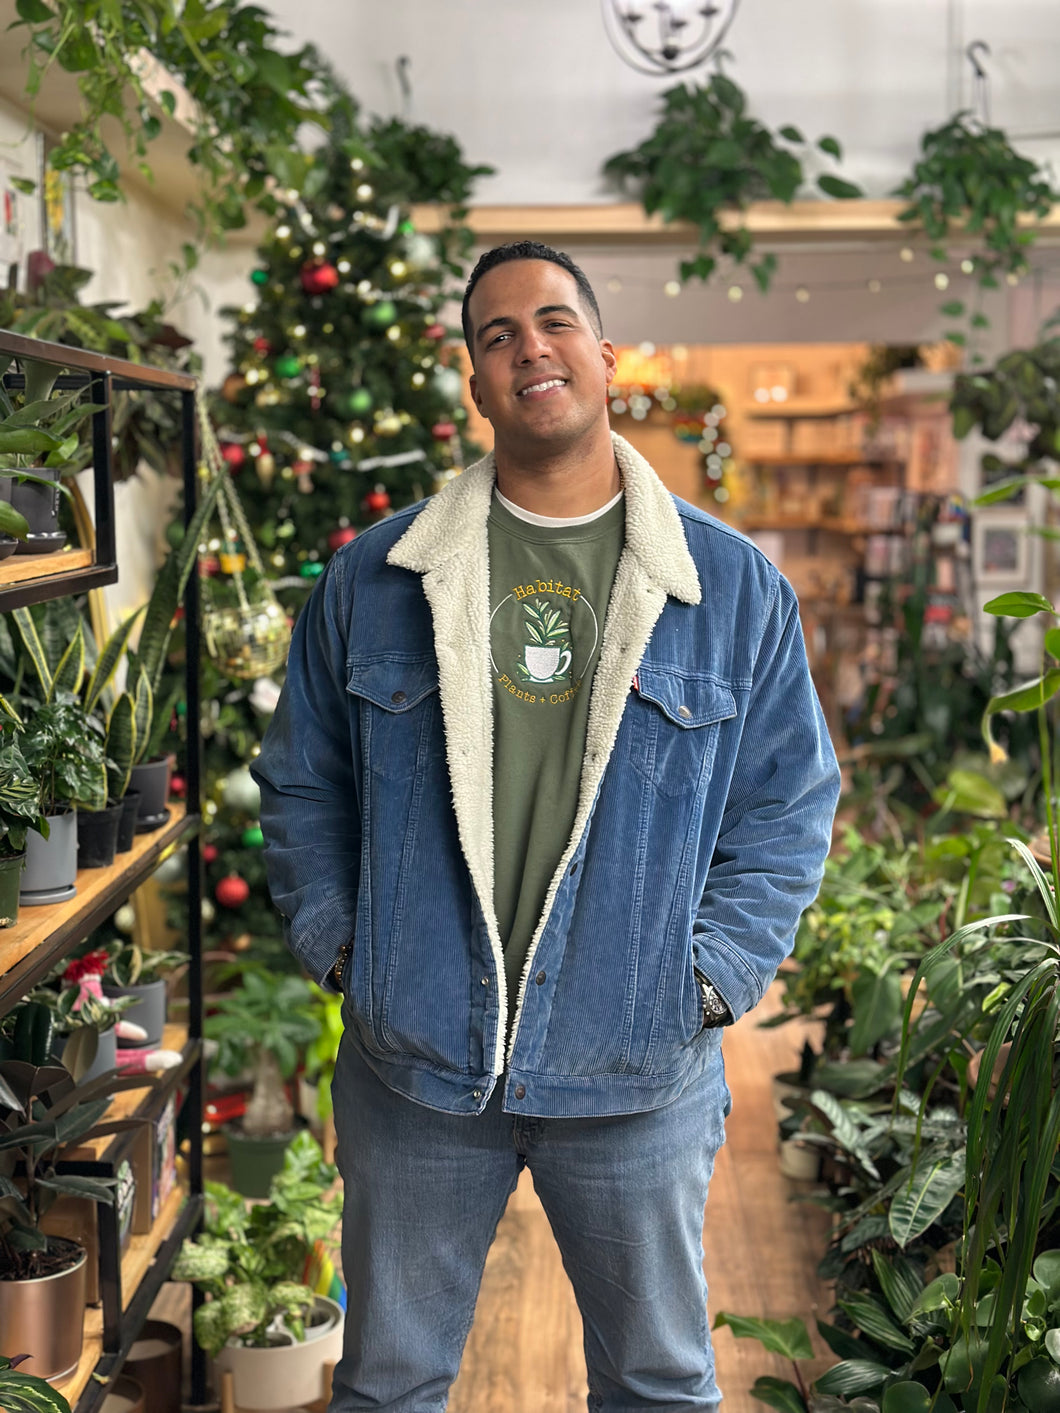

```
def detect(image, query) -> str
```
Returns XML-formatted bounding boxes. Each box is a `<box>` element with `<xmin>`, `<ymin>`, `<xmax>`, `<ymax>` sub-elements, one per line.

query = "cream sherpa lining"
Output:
<box><xmin>387</xmin><ymin>432</ymin><xmax>702</xmax><ymax>1074</ymax></box>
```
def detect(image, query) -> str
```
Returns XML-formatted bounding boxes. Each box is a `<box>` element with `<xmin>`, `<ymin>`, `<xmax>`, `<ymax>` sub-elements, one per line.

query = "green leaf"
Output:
<box><xmin>982</xmin><ymin>591</ymin><xmax>1053</xmax><ymax>619</ymax></box>
<box><xmin>882</xmin><ymin>1384</ymin><xmax>932</xmax><ymax>1413</ymax></box>
<box><xmin>837</xmin><ymin>1293</ymin><xmax>915</xmax><ymax>1352</ymax></box>
<box><xmin>936</xmin><ymin>768</ymin><xmax>1008</xmax><ymax>819</ymax></box>
<box><xmin>910</xmin><ymin>1273</ymin><xmax>960</xmax><ymax>1317</ymax></box>
<box><xmin>818</xmin><ymin>135</ymin><xmax>842</xmax><ymax>159</ymax></box>
<box><xmin>16</xmin><ymin>0</ymin><xmax>55</xmax><ymax>20</ymax></box>
<box><xmin>779</xmin><ymin>125</ymin><xmax>805</xmax><ymax>144</ymax></box>
<box><xmin>849</xmin><ymin>968</ymin><xmax>903</xmax><ymax>1055</ymax></box>
<box><xmin>940</xmin><ymin>301</ymin><xmax>966</xmax><ymax>317</ymax></box>
<box><xmin>0</xmin><ymin>1370</ymin><xmax>72</xmax><ymax>1412</ymax></box>
<box><xmin>889</xmin><ymin>1152</ymin><xmax>965</xmax><ymax>1247</ymax></box>
<box><xmin>984</xmin><ymin>670</ymin><xmax>1060</xmax><ymax>716</ymax></box>
<box><xmin>712</xmin><ymin>1312</ymin><xmax>813</xmax><ymax>1360</ymax></box>
<box><xmin>84</xmin><ymin>605</ymin><xmax>146</xmax><ymax>715</ymax></box>
<box><xmin>747</xmin><ymin>1376</ymin><xmax>807</xmax><ymax>1412</ymax></box>
<box><xmin>817</xmin><ymin>175</ymin><xmax>863</xmax><ymax>199</ymax></box>
<box><xmin>814</xmin><ymin>1359</ymin><xmax>892</xmax><ymax>1395</ymax></box>
<box><xmin>871</xmin><ymin>1249</ymin><xmax>926</xmax><ymax>1324</ymax></box>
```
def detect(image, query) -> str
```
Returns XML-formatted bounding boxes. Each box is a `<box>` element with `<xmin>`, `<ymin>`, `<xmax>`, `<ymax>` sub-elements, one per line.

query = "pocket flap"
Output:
<box><xmin>634</xmin><ymin>669</ymin><xmax>736</xmax><ymax>729</ymax></box>
<box><xmin>346</xmin><ymin>656</ymin><xmax>439</xmax><ymax>712</ymax></box>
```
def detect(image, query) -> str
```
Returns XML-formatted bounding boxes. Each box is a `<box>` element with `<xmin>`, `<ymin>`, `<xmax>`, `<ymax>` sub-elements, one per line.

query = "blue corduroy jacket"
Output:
<box><xmin>252</xmin><ymin>434</ymin><xmax>840</xmax><ymax>1118</ymax></box>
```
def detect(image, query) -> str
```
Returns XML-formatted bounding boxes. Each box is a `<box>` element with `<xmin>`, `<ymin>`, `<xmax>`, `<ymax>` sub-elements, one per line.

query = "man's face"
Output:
<box><xmin>467</xmin><ymin>260</ymin><xmax>616</xmax><ymax>457</ymax></box>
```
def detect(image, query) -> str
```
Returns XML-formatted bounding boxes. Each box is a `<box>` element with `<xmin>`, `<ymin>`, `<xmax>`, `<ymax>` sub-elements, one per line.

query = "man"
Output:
<box><xmin>252</xmin><ymin>240</ymin><xmax>840</xmax><ymax>1412</ymax></box>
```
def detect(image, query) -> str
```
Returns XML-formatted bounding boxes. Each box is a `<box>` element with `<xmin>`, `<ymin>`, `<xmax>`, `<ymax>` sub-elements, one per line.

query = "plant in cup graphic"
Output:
<box><xmin>517</xmin><ymin>599</ymin><xmax>572</xmax><ymax>684</ymax></box>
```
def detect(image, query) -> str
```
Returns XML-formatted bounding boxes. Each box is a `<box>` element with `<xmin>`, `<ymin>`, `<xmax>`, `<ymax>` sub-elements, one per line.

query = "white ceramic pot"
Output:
<box><xmin>778</xmin><ymin>1137</ymin><xmax>822</xmax><ymax>1181</ymax></box>
<box><xmin>213</xmin><ymin>1295</ymin><xmax>344</xmax><ymax>1410</ymax></box>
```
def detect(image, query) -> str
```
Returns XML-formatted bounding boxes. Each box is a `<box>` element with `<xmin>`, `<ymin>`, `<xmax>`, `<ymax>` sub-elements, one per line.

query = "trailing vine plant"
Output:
<box><xmin>894</xmin><ymin>112</ymin><xmax>1059</xmax><ymax>359</ymax></box>
<box><xmin>8</xmin><ymin>0</ymin><xmax>348</xmax><ymax>245</ymax></box>
<box><xmin>602</xmin><ymin>57</ymin><xmax>863</xmax><ymax>291</ymax></box>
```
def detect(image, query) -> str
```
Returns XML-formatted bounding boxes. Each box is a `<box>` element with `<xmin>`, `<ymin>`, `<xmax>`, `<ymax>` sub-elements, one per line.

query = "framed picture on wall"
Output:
<box><xmin>972</xmin><ymin>513</ymin><xmax>1029</xmax><ymax>584</ymax></box>
<box><xmin>37</xmin><ymin>135</ymin><xmax>76</xmax><ymax>264</ymax></box>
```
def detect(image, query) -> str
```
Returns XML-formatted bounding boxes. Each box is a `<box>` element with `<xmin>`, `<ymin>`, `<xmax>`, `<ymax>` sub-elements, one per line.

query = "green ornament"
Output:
<box><xmin>274</xmin><ymin>353</ymin><xmax>302</xmax><ymax>378</ymax></box>
<box><xmin>165</xmin><ymin>518</ymin><xmax>185</xmax><ymax>549</ymax></box>
<box><xmin>365</xmin><ymin>300</ymin><xmax>397</xmax><ymax>329</ymax></box>
<box><xmin>329</xmin><ymin>448</ymin><xmax>349</xmax><ymax>465</ymax></box>
<box><xmin>250</xmin><ymin>269</ymin><xmax>269</xmax><ymax>286</ymax></box>
<box><xmin>400</xmin><ymin>219</ymin><xmax>415</xmax><ymax>234</ymax></box>
<box><xmin>241</xmin><ymin>825</ymin><xmax>265</xmax><ymax>848</ymax></box>
<box><xmin>342</xmin><ymin>387</ymin><xmax>374</xmax><ymax>418</ymax></box>
<box><xmin>299</xmin><ymin>561</ymin><xmax>325</xmax><ymax>579</ymax></box>
<box><xmin>175</xmin><ymin>699</ymin><xmax>187</xmax><ymax>718</ymax></box>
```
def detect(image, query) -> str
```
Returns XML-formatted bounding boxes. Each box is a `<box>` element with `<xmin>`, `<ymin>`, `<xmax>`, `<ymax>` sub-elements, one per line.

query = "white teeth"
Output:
<box><xmin>519</xmin><ymin>379</ymin><xmax>565</xmax><ymax>396</ymax></box>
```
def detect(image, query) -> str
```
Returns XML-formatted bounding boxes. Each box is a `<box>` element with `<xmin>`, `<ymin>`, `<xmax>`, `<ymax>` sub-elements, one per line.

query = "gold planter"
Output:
<box><xmin>0</xmin><ymin>1239</ymin><xmax>87</xmax><ymax>1381</ymax></box>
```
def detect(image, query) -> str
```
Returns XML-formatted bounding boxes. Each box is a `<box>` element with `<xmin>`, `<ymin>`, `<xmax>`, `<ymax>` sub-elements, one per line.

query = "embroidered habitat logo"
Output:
<box><xmin>490</xmin><ymin>577</ymin><xmax>599</xmax><ymax>707</ymax></box>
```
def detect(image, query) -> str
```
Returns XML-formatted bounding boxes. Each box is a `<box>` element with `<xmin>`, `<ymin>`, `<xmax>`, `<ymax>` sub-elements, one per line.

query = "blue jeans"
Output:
<box><xmin>328</xmin><ymin>1031</ymin><xmax>732</xmax><ymax>1412</ymax></box>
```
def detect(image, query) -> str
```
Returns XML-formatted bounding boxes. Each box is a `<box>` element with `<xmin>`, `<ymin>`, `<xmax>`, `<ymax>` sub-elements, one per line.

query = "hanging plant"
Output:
<box><xmin>602</xmin><ymin>62</ymin><xmax>863</xmax><ymax>291</ymax></box>
<box><xmin>8</xmin><ymin>0</ymin><xmax>350</xmax><ymax>244</ymax></box>
<box><xmin>894</xmin><ymin>112</ymin><xmax>1059</xmax><ymax>352</ymax></box>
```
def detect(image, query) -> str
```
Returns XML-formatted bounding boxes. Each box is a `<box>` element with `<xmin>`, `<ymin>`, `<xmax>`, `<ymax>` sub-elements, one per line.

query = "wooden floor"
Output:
<box><xmin>155</xmin><ymin>984</ymin><xmax>835</xmax><ymax>1411</ymax></box>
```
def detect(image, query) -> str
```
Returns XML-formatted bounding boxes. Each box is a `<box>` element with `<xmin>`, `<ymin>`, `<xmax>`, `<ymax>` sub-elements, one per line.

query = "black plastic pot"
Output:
<box><xmin>76</xmin><ymin>800</ymin><xmax>124</xmax><ymax>869</ymax></box>
<box><xmin>0</xmin><ymin>475</ymin><xmax>20</xmax><ymax>560</ymax></box>
<box><xmin>8</xmin><ymin>465</ymin><xmax>66</xmax><ymax>555</ymax></box>
<box><xmin>115</xmin><ymin>791</ymin><xmax>141</xmax><ymax>852</ymax></box>
<box><xmin>128</xmin><ymin>756</ymin><xmax>173</xmax><ymax>833</ymax></box>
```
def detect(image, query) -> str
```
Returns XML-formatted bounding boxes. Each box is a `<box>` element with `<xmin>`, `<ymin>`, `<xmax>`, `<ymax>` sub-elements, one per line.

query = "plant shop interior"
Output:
<box><xmin>1</xmin><ymin>2</ymin><xmax>1060</xmax><ymax>1412</ymax></box>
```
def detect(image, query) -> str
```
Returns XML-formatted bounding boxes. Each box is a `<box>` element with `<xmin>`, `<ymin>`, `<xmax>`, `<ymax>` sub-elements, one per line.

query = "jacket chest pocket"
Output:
<box><xmin>626</xmin><ymin>669</ymin><xmax>737</xmax><ymax>798</ymax></box>
<box><xmin>346</xmin><ymin>656</ymin><xmax>441</xmax><ymax>783</ymax></box>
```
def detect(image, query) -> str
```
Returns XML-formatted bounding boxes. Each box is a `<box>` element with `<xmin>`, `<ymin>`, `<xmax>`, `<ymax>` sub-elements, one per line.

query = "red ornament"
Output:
<box><xmin>253</xmin><ymin>336</ymin><xmax>272</xmax><ymax>354</ymax></box>
<box><xmin>203</xmin><ymin>843</ymin><xmax>219</xmax><ymax>865</ymax></box>
<box><xmin>328</xmin><ymin>526</ymin><xmax>358</xmax><ymax>552</ymax></box>
<box><xmin>291</xmin><ymin>458</ymin><xmax>314</xmax><ymax>477</ymax></box>
<box><xmin>300</xmin><ymin>260</ymin><xmax>340</xmax><ymax>296</ymax></box>
<box><xmin>170</xmin><ymin>774</ymin><xmax>186</xmax><ymax>798</ymax></box>
<box><xmin>63</xmin><ymin>949</ymin><xmax>108</xmax><ymax>984</ymax></box>
<box><xmin>199</xmin><ymin>555</ymin><xmax>221</xmax><ymax>578</ymax></box>
<box><xmin>215</xmin><ymin>874</ymin><xmax>250</xmax><ymax>909</ymax></box>
<box><xmin>364</xmin><ymin>488</ymin><xmax>391</xmax><ymax>514</ymax></box>
<box><xmin>425</xmin><ymin>323</ymin><xmax>446</xmax><ymax>340</ymax></box>
<box><xmin>221</xmin><ymin>443</ymin><xmax>246</xmax><ymax>471</ymax></box>
<box><xmin>431</xmin><ymin>421</ymin><xmax>457</xmax><ymax>440</ymax></box>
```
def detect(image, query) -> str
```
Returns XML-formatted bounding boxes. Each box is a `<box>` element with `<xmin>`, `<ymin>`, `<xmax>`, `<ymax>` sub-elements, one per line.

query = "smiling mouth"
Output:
<box><xmin>517</xmin><ymin>378</ymin><xmax>568</xmax><ymax>398</ymax></box>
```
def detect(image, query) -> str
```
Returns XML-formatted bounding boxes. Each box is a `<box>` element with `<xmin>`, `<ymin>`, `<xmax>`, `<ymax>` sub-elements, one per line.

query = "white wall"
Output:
<box><xmin>259</xmin><ymin>0</ymin><xmax>1060</xmax><ymax>207</ymax></box>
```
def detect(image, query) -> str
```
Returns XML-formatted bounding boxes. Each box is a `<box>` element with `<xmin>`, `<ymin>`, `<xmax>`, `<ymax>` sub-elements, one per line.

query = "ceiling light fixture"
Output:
<box><xmin>602</xmin><ymin>0</ymin><xmax>740</xmax><ymax>75</ymax></box>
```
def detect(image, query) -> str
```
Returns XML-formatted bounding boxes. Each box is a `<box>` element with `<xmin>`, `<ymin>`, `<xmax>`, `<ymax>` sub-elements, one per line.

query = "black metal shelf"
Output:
<box><xmin>0</xmin><ymin>327</ymin><xmax>206</xmax><ymax>1408</ymax></box>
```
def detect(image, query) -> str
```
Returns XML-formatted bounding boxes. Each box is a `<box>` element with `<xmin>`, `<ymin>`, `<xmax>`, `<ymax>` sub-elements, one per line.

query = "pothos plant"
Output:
<box><xmin>602</xmin><ymin>59</ymin><xmax>862</xmax><ymax>291</ymax></box>
<box><xmin>8</xmin><ymin>0</ymin><xmax>346</xmax><ymax>245</ymax></box>
<box><xmin>894</xmin><ymin>112</ymin><xmax>1059</xmax><ymax>357</ymax></box>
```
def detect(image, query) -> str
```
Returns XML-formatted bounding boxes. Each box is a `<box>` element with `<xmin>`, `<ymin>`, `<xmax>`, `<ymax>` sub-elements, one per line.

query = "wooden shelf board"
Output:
<box><xmin>739</xmin><ymin>518</ymin><xmax>880</xmax><ymax>535</ymax></box>
<box><xmin>0</xmin><ymin>809</ymin><xmax>194</xmax><ymax>1011</ymax></box>
<box><xmin>0</xmin><ymin>547</ymin><xmax>95</xmax><ymax>586</ymax></box>
<box><xmin>55</xmin><ymin>1184</ymin><xmax>189</xmax><ymax>1407</ymax></box>
<box><xmin>409</xmin><ymin>198</ymin><xmax>1060</xmax><ymax>246</ymax></box>
<box><xmin>741</xmin><ymin>450</ymin><xmax>896</xmax><ymax>466</ymax></box>
<box><xmin>746</xmin><ymin>401</ymin><xmax>860</xmax><ymax>420</ymax></box>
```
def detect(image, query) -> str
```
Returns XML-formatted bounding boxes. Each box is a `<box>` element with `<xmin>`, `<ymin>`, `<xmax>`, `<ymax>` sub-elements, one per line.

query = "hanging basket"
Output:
<box><xmin>197</xmin><ymin>396</ymin><xmax>292</xmax><ymax>680</ymax></box>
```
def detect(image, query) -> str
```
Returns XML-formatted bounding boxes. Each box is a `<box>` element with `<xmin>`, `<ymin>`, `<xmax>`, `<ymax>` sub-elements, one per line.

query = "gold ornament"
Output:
<box><xmin>203</xmin><ymin>594</ymin><xmax>292</xmax><ymax>680</ymax></box>
<box><xmin>257</xmin><ymin>452</ymin><xmax>276</xmax><ymax>487</ymax></box>
<box><xmin>375</xmin><ymin>411</ymin><xmax>402</xmax><ymax>437</ymax></box>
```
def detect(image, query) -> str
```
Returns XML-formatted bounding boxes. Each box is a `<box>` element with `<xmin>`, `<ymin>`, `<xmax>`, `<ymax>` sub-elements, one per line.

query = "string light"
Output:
<box><xmin>727</xmin><ymin>285</ymin><xmax>744</xmax><ymax>302</ymax></box>
<box><xmin>934</xmin><ymin>273</ymin><xmax>950</xmax><ymax>290</ymax></box>
<box><xmin>312</xmin><ymin>241</ymin><xmax>326</xmax><ymax>256</ymax></box>
<box><xmin>961</xmin><ymin>258</ymin><xmax>975</xmax><ymax>274</ymax></box>
<box><xmin>664</xmin><ymin>280</ymin><xmax>681</xmax><ymax>297</ymax></box>
<box><xmin>899</xmin><ymin>248</ymin><xmax>915</xmax><ymax>262</ymax></box>
<box><xmin>276</xmin><ymin>225</ymin><xmax>291</xmax><ymax>240</ymax></box>
<box><xmin>795</xmin><ymin>286</ymin><xmax>810</xmax><ymax>302</ymax></box>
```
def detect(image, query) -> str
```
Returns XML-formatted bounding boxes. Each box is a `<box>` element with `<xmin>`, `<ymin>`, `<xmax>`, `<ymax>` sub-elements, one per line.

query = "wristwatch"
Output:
<box><xmin>695</xmin><ymin>972</ymin><xmax>731</xmax><ymax>1030</ymax></box>
<box><xmin>328</xmin><ymin>941</ymin><xmax>352</xmax><ymax>994</ymax></box>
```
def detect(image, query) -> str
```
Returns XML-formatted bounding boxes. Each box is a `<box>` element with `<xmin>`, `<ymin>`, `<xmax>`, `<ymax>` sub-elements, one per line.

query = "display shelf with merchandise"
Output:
<box><xmin>0</xmin><ymin>329</ymin><xmax>205</xmax><ymax>1413</ymax></box>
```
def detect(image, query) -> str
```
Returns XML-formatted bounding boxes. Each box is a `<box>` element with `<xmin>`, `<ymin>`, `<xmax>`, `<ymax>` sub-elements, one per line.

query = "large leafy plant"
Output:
<box><xmin>0</xmin><ymin>1355</ymin><xmax>71</xmax><ymax>1413</ymax></box>
<box><xmin>8</xmin><ymin>0</ymin><xmax>346</xmax><ymax>244</ymax></box>
<box><xmin>0</xmin><ymin>698</ymin><xmax>47</xmax><ymax>859</ymax></box>
<box><xmin>15</xmin><ymin>696</ymin><xmax>107</xmax><ymax>816</ymax></box>
<box><xmin>894</xmin><ymin>113</ymin><xmax>1058</xmax><ymax>354</ymax></box>
<box><xmin>602</xmin><ymin>65</ymin><xmax>862</xmax><ymax>291</ymax></box>
<box><xmin>0</xmin><ymin>1060</ymin><xmax>156</xmax><ymax>1280</ymax></box>
<box><xmin>205</xmin><ymin>966</ymin><xmax>317</xmax><ymax>1139</ymax></box>
<box><xmin>172</xmin><ymin>1130</ymin><xmax>342</xmax><ymax>1356</ymax></box>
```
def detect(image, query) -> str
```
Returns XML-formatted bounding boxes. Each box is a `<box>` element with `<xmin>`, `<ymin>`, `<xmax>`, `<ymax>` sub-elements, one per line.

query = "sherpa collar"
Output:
<box><xmin>388</xmin><ymin>432</ymin><xmax>702</xmax><ymax>605</ymax></box>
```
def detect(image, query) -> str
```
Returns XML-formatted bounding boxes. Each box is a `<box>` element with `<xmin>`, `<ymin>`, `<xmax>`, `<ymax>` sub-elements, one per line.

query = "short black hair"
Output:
<box><xmin>461</xmin><ymin>241</ymin><xmax>603</xmax><ymax>355</ymax></box>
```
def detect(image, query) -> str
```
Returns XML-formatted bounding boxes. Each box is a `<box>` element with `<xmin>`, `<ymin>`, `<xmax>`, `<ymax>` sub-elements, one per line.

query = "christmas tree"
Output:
<box><xmin>165</xmin><ymin>111</ymin><xmax>492</xmax><ymax>967</ymax></box>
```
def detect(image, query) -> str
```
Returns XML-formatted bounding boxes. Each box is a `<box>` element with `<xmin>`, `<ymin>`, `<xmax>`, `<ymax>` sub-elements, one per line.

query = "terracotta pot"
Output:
<box><xmin>124</xmin><ymin>1319</ymin><xmax>182</xmax><ymax>1413</ymax></box>
<box><xmin>0</xmin><ymin>1238</ymin><xmax>87</xmax><ymax>1381</ymax></box>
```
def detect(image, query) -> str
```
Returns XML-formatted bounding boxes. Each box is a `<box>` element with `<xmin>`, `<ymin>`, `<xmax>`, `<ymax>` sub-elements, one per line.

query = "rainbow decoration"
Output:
<box><xmin>303</xmin><ymin>1239</ymin><xmax>347</xmax><ymax>1312</ymax></box>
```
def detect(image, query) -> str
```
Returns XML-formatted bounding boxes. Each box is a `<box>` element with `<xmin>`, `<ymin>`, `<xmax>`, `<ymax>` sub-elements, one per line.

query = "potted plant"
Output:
<box><xmin>14</xmin><ymin>694</ymin><xmax>107</xmax><ymax>905</ymax></box>
<box><xmin>172</xmin><ymin>1130</ymin><xmax>344</xmax><ymax>1410</ymax></box>
<box><xmin>98</xmin><ymin>934</ymin><xmax>186</xmax><ymax>1050</ymax></box>
<box><xmin>0</xmin><ymin>1060</ymin><xmax>158</xmax><ymax>1380</ymax></box>
<box><xmin>0</xmin><ymin>698</ymin><xmax>47</xmax><ymax>929</ymax></box>
<box><xmin>0</xmin><ymin>1354</ymin><xmax>72</xmax><ymax>1412</ymax></box>
<box><xmin>204</xmin><ymin>966</ymin><xmax>318</xmax><ymax>1198</ymax></box>
<box><xmin>0</xmin><ymin>354</ymin><xmax>100</xmax><ymax>554</ymax></box>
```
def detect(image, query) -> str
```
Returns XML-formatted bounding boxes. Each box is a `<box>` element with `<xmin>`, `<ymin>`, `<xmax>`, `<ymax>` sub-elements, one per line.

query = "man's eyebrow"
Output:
<box><xmin>474</xmin><ymin>304</ymin><xmax>582</xmax><ymax>343</ymax></box>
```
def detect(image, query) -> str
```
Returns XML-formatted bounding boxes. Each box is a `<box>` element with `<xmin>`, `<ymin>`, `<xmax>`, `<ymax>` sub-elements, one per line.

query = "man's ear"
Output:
<box><xmin>469</xmin><ymin>372</ymin><xmax>483</xmax><ymax>415</ymax></box>
<box><xmin>601</xmin><ymin>339</ymin><xmax>618</xmax><ymax>386</ymax></box>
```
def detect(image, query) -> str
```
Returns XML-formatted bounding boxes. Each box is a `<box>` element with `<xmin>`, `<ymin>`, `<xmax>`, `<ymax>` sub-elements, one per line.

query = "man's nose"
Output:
<box><xmin>517</xmin><ymin>327</ymin><xmax>552</xmax><ymax>361</ymax></box>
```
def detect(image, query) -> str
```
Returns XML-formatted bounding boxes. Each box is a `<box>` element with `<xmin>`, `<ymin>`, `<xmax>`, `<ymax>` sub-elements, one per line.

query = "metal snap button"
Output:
<box><xmin>480</xmin><ymin>976</ymin><xmax>489</xmax><ymax>986</ymax></box>
<box><xmin>514</xmin><ymin>1084</ymin><xmax>526</xmax><ymax>1100</ymax></box>
<box><xmin>472</xmin><ymin>1089</ymin><xmax>483</xmax><ymax>1100</ymax></box>
<box><xmin>536</xmin><ymin>971</ymin><xmax>546</xmax><ymax>985</ymax></box>
<box><xmin>391</xmin><ymin>690</ymin><xmax>407</xmax><ymax>704</ymax></box>
<box><xmin>678</xmin><ymin>704</ymin><xmax>692</xmax><ymax>720</ymax></box>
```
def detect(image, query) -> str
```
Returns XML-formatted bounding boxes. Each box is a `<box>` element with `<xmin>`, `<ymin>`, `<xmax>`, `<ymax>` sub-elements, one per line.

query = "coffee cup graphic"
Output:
<box><xmin>524</xmin><ymin>645</ymin><xmax>571</xmax><ymax>682</ymax></box>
